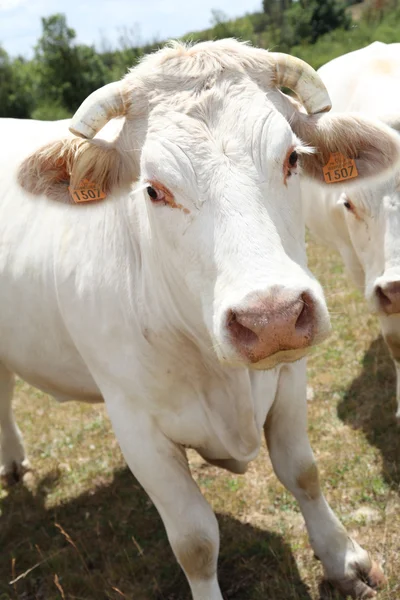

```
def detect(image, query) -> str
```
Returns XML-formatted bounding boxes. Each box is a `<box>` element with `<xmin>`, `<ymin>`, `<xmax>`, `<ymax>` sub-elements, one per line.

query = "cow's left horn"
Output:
<box><xmin>271</xmin><ymin>53</ymin><xmax>331</xmax><ymax>115</ymax></box>
<box><xmin>69</xmin><ymin>82</ymin><xmax>126</xmax><ymax>139</ymax></box>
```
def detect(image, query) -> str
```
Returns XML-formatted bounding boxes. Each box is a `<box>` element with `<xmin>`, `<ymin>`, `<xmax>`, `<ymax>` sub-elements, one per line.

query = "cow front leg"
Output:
<box><xmin>380</xmin><ymin>323</ymin><xmax>400</xmax><ymax>421</ymax></box>
<box><xmin>105</xmin><ymin>399</ymin><xmax>223</xmax><ymax>600</ymax></box>
<box><xmin>264</xmin><ymin>361</ymin><xmax>385</xmax><ymax>599</ymax></box>
<box><xmin>394</xmin><ymin>360</ymin><xmax>400</xmax><ymax>421</ymax></box>
<box><xmin>0</xmin><ymin>363</ymin><xmax>29</xmax><ymax>483</ymax></box>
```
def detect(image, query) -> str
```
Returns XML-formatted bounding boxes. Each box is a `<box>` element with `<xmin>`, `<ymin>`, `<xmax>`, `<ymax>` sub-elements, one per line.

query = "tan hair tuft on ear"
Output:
<box><xmin>18</xmin><ymin>137</ymin><xmax>135</xmax><ymax>203</ymax></box>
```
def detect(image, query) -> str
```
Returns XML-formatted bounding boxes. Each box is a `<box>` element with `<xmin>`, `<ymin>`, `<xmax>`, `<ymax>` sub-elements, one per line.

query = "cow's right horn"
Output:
<box><xmin>271</xmin><ymin>53</ymin><xmax>332</xmax><ymax>115</ymax></box>
<box><xmin>69</xmin><ymin>82</ymin><xmax>126</xmax><ymax>139</ymax></box>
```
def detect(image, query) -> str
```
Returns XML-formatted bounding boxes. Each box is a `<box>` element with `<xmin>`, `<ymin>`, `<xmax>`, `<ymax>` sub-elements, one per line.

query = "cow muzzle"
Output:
<box><xmin>225</xmin><ymin>287</ymin><xmax>317</xmax><ymax>365</ymax></box>
<box><xmin>375</xmin><ymin>280</ymin><xmax>400</xmax><ymax>315</ymax></box>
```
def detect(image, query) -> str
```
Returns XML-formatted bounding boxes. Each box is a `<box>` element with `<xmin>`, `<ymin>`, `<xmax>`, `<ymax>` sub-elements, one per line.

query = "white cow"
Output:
<box><xmin>1</xmin><ymin>40</ymin><xmax>398</xmax><ymax>599</ymax></box>
<box><xmin>302</xmin><ymin>41</ymin><xmax>400</xmax><ymax>421</ymax></box>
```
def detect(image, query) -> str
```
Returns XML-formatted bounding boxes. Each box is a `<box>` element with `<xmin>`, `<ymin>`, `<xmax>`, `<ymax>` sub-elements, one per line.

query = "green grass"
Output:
<box><xmin>1</xmin><ymin>238</ymin><xmax>400</xmax><ymax>599</ymax></box>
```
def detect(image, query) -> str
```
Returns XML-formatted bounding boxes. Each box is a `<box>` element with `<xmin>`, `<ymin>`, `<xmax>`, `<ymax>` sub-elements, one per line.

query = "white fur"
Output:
<box><xmin>302</xmin><ymin>41</ymin><xmax>400</xmax><ymax>419</ymax></box>
<box><xmin>0</xmin><ymin>40</ymin><xmax>389</xmax><ymax>598</ymax></box>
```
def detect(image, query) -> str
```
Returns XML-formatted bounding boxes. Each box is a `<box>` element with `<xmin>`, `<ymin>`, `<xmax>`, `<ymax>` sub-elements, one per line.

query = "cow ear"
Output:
<box><xmin>18</xmin><ymin>137</ymin><xmax>136</xmax><ymax>202</ymax></box>
<box><xmin>293</xmin><ymin>112</ymin><xmax>400</xmax><ymax>187</ymax></box>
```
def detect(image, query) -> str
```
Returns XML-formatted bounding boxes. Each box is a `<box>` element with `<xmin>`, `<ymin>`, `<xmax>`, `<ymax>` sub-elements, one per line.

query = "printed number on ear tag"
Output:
<box><xmin>323</xmin><ymin>152</ymin><xmax>358</xmax><ymax>184</ymax></box>
<box><xmin>69</xmin><ymin>178</ymin><xmax>106</xmax><ymax>203</ymax></box>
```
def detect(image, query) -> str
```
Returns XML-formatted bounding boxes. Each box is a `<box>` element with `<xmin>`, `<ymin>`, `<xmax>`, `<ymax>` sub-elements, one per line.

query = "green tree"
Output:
<box><xmin>263</xmin><ymin>0</ymin><xmax>293</xmax><ymax>15</ymax></box>
<box><xmin>263</xmin><ymin>0</ymin><xmax>284</xmax><ymax>26</ymax></box>
<box><xmin>105</xmin><ymin>25</ymin><xmax>144</xmax><ymax>80</ymax></box>
<box><xmin>210</xmin><ymin>10</ymin><xmax>236</xmax><ymax>37</ymax></box>
<box><xmin>35</xmin><ymin>13</ymin><xmax>107</xmax><ymax>115</ymax></box>
<box><xmin>0</xmin><ymin>47</ymin><xmax>34</xmax><ymax>118</ymax></box>
<box><xmin>0</xmin><ymin>47</ymin><xmax>16</xmax><ymax>117</ymax></box>
<box><xmin>310</xmin><ymin>0</ymin><xmax>351</xmax><ymax>43</ymax></box>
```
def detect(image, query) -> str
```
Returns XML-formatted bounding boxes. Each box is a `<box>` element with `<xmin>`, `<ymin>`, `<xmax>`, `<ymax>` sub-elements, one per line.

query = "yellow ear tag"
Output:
<box><xmin>323</xmin><ymin>152</ymin><xmax>359</xmax><ymax>184</ymax></box>
<box><xmin>68</xmin><ymin>178</ymin><xmax>106</xmax><ymax>203</ymax></box>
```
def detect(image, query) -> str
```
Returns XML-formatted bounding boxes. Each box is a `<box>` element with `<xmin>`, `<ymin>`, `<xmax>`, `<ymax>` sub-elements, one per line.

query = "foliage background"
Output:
<box><xmin>0</xmin><ymin>0</ymin><xmax>399</xmax><ymax>120</ymax></box>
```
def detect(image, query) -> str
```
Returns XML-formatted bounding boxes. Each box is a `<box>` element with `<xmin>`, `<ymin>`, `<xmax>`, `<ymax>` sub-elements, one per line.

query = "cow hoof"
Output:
<box><xmin>326</xmin><ymin>560</ymin><xmax>386</xmax><ymax>599</ymax></box>
<box><xmin>0</xmin><ymin>459</ymin><xmax>31</xmax><ymax>486</ymax></box>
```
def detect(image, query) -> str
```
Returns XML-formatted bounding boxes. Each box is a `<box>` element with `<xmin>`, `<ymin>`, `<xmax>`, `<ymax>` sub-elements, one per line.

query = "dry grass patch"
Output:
<box><xmin>1</xmin><ymin>238</ymin><xmax>399</xmax><ymax>599</ymax></box>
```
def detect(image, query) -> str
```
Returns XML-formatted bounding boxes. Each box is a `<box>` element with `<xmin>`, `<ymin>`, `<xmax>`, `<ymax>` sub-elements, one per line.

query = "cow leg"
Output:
<box><xmin>106</xmin><ymin>400</ymin><xmax>223</xmax><ymax>600</ymax></box>
<box><xmin>380</xmin><ymin>328</ymin><xmax>400</xmax><ymax>420</ymax></box>
<box><xmin>264</xmin><ymin>361</ymin><xmax>385</xmax><ymax>599</ymax></box>
<box><xmin>394</xmin><ymin>360</ymin><xmax>400</xmax><ymax>421</ymax></box>
<box><xmin>0</xmin><ymin>363</ymin><xmax>28</xmax><ymax>483</ymax></box>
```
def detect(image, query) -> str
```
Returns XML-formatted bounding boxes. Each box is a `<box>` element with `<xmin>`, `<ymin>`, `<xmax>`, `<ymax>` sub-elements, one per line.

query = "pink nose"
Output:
<box><xmin>376</xmin><ymin>282</ymin><xmax>400</xmax><ymax>314</ymax></box>
<box><xmin>226</xmin><ymin>289</ymin><xmax>315</xmax><ymax>363</ymax></box>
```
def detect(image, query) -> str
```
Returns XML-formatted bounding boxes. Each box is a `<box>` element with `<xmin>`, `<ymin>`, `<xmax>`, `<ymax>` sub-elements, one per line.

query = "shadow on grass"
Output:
<box><xmin>337</xmin><ymin>335</ymin><xmax>400</xmax><ymax>486</ymax></box>
<box><xmin>0</xmin><ymin>467</ymin><xmax>314</xmax><ymax>600</ymax></box>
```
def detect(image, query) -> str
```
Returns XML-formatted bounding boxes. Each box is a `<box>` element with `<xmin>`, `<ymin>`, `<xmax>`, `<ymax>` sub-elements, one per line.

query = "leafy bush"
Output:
<box><xmin>31</xmin><ymin>102</ymin><xmax>72</xmax><ymax>121</ymax></box>
<box><xmin>0</xmin><ymin>50</ymin><xmax>34</xmax><ymax>118</ymax></box>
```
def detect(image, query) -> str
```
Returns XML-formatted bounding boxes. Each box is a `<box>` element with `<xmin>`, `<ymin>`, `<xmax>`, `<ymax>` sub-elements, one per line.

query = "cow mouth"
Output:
<box><xmin>216</xmin><ymin>344</ymin><xmax>313</xmax><ymax>371</ymax></box>
<box><xmin>218</xmin><ymin>322</ymin><xmax>331</xmax><ymax>371</ymax></box>
<box><xmin>247</xmin><ymin>346</ymin><xmax>313</xmax><ymax>370</ymax></box>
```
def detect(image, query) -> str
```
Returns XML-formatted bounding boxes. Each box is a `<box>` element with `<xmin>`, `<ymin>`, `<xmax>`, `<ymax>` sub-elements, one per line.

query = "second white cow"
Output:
<box><xmin>303</xmin><ymin>41</ymin><xmax>400</xmax><ymax>420</ymax></box>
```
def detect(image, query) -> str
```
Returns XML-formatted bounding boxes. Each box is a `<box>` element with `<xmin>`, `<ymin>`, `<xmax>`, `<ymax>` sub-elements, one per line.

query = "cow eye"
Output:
<box><xmin>343</xmin><ymin>197</ymin><xmax>355</xmax><ymax>213</ymax></box>
<box><xmin>288</xmin><ymin>150</ymin><xmax>298</xmax><ymax>168</ymax></box>
<box><xmin>284</xmin><ymin>148</ymin><xmax>299</xmax><ymax>183</ymax></box>
<box><xmin>147</xmin><ymin>185</ymin><xmax>166</xmax><ymax>203</ymax></box>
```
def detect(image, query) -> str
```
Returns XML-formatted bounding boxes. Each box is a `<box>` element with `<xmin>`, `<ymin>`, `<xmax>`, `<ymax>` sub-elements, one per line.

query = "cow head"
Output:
<box><xmin>329</xmin><ymin>155</ymin><xmax>400</xmax><ymax>362</ymax></box>
<box><xmin>19</xmin><ymin>40</ymin><xmax>400</xmax><ymax>370</ymax></box>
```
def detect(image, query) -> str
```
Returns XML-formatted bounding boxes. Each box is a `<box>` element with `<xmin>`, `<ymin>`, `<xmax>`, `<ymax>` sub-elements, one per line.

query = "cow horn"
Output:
<box><xmin>69</xmin><ymin>82</ymin><xmax>126</xmax><ymax>139</ymax></box>
<box><xmin>271</xmin><ymin>53</ymin><xmax>332</xmax><ymax>115</ymax></box>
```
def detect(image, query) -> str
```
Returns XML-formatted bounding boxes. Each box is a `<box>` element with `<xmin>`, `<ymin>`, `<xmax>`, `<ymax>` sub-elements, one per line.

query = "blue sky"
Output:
<box><xmin>0</xmin><ymin>0</ymin><xmax>261</xmax><ymax>58</ymax></box>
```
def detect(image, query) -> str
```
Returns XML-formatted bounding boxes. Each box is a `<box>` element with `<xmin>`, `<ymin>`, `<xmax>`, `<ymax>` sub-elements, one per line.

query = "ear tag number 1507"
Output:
<box><xmin>69</xmin><ymin>178</ymin><xmax>106</xmax><ymax>203</ymax></box>
<box><xmin>323</xmin><ymin>152</ymin><xmax>358</xmax><ymax>184</ymax></box>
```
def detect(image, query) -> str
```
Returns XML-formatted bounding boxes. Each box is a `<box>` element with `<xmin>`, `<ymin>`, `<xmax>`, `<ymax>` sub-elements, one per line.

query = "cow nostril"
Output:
<box><xmin>226</xmin><ymin>310</ymin><xmax>258</xmax><ymax>346</ymax></box>
<box><xmin>376</xmin><ymin>285</ymin><xmax>391</xmax><ymax>309</ymax></box>
<box><xmin>295</xmin><ymin>292</ymin><xmax>314</xmax><ymax>332</ymax></box>
<box><xmin>375</xmin><ymin>282</ymin><xmax>400</xmax><ymax>313</ymax></box>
